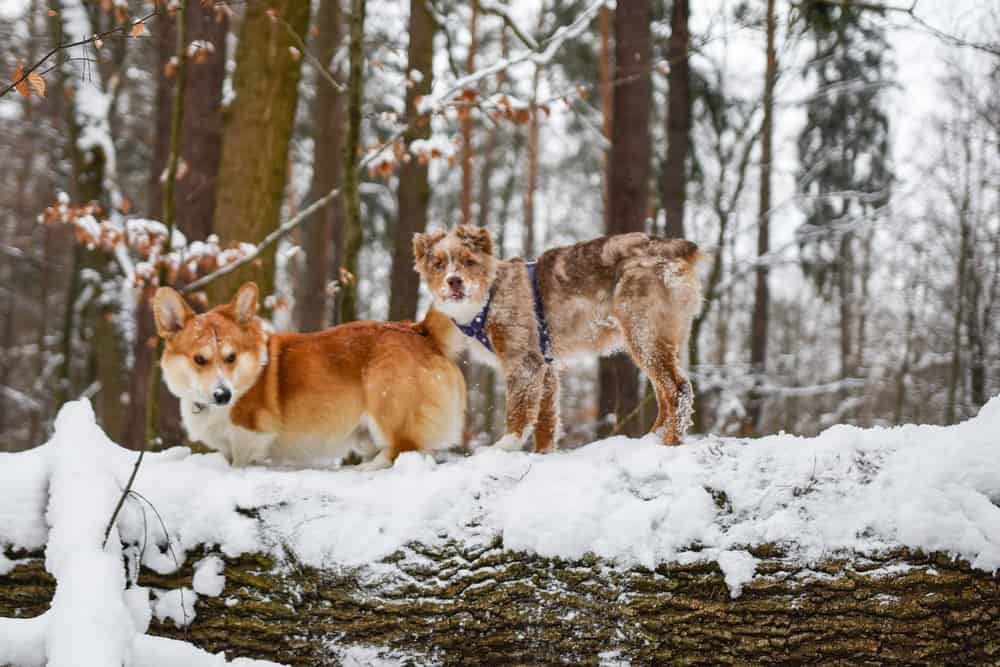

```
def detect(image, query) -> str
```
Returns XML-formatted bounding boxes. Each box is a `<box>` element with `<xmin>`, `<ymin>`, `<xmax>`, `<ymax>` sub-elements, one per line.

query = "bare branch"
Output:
<box><xmin>1</xmin><ymin>9</ymin><xmax>160</xmax><ymax>100</ymax></box>
<box><xmin>798</xmin><ymin>0</ymin><xmax>1000</xmax><ymax>58</ymax></box>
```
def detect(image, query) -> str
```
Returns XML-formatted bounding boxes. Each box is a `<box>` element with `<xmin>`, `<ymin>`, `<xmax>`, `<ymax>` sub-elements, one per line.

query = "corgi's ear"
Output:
<box><xmin>455</xmin><ymin>224</ymin><xmax>494</xmax><ymax>256</ymax></box>
<box><xmin>413</xmin><ymin>230</ymin><xmax>445</xmax><ymax>268</ymax></box>
<box><xmin>230</xmin><ymin>282</ymin><xmax>259</xmax><ymax>327</ymax></box>
<box><xmin>153</xmin><ymin>287</ymin><xmax>194</xmax><ymax>339</ymax></box>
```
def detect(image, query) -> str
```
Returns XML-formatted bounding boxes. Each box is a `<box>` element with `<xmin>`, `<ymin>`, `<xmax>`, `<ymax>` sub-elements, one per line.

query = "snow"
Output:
<box><xmin>0</xmin><ymin>402</ymin><xmax>288</xmax><ymax>666</ymax></box>
<box><xmin>152</xmin><ymin>588</ymin><xmax>197</xmax><ymax>628</ymax></box>
<box><xmin>192</xmin><ymin>556</ymin><xmax>226</xmax><ymax>597</ymax></box>
<box><xmin>715</xmin><ymin>549</ymin><xmax>758</xmax><ymax>598</ymax></box>
<box><xmin>2</xmin><ymin>395</ymin><xmax>1000</xmax><ymax>661</ymax></box>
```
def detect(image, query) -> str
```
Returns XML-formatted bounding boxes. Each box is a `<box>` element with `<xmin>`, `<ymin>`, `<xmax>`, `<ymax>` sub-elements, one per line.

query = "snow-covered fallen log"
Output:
<box><xmin>2</xmin><ymin>398</ymin><xmax>1000</xmax><ymax>665</ymax></box>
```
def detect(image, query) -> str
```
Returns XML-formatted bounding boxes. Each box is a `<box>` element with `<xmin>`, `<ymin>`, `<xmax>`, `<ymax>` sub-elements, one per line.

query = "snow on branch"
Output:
<box><xmin>418</xmin><ymin>0</ymin><xmax>606</xmax><ymax>115</ymax></box>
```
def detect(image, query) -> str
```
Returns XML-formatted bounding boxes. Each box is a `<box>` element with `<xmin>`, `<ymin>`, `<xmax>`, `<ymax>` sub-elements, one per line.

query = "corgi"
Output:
<box><xmin>152</xmin><ymin>282</ymin><xmax>466</xmax><ymax>469</ymax></box>
<box><xmin>413</xmin><ymin>225</ymin><xmax>703</xmax><ymax>452</ymax></box>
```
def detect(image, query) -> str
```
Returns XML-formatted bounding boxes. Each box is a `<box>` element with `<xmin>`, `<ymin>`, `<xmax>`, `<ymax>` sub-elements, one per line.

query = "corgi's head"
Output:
<box><xmin>413</xmin><ymin>225</ymin><xmax>498</xmax><ymax>324</ymax></box>
<box><xmin>153</xmin><ymin>282</ymin><xmax>268</xmax><ymax>409</ymax></box>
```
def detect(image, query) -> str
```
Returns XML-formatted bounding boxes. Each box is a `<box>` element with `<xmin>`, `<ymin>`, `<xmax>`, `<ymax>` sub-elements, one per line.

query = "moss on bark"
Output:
<box><xmin>3</xmin><ymin>542</ymin><xmax>1000</xmax><ymax>666</ymax></box>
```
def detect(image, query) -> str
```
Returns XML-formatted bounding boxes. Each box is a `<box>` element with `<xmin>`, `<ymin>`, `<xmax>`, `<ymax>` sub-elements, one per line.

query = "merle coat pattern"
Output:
<box><xmin>413</xmin><ymin>225</ymin><xmax>703</xmax><ymax>452</ymax></box>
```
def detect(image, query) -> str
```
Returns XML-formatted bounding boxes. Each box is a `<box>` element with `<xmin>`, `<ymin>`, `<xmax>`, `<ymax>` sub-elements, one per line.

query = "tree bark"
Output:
<box><xmin>661</xmin><ymin>0</ymin><xmax>690</xmax><ymax>239</ymax></box>
<box><xmin>387</xmin><ymin>0</ymin><xmax>436</xmax><ymax>322</ymax></box>
<box><xmin>599</xmin><ymin>0</ymin><xmax>651</xmax><ymax>438</ymax></box>
<box><xmin>338</xmin><ymin>0</ymin><xmax>366</xmax><ymax>324</ymax></box>
<box><xmin>598</xmin><ymin>5</ymin><xmax>612</xmax><ymax>231</ymax></box>
<box><xmin>523</xmin><ymin>61</ymin><xmax>541</xmax><ymax>259</ymax></box>
<box><xmin>301</xmin><ymin>0</ymin><xmax>345</xmax><ymax>332</ymax></box>
<box><xmin>745</xmin><ymin>0</ymin><xmax>776</xmax><ymax>436</ymax></box>
<box><xmin>147</xmin><ymin>2</ymin><xmax>229</xmax><ymax>242</ymax></box>
<box><xmin>4</xmin><ymin>545</ymin><xmax>1000</xmax><ymax>666</ymax></box>
<box><xmin>208</xmin><ymin>0</ymin><xmax>311</xmax><ymax>308</ymax></box>
<box><xmin>460</xmin><ymin>0</ymin><xmax>478</xmax><ymax>228</ymax></box>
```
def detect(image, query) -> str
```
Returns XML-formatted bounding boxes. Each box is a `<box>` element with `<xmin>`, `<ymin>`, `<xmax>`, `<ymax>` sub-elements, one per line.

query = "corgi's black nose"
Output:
<box><xmin>447</xmin><ymin>276</ymin><xmax>463</xmax><ymax>289</ymax></box>
<box><xmin>213</xmin><ymin>387</ymin><xmax>232</xmax><ymax>406</ymax></box>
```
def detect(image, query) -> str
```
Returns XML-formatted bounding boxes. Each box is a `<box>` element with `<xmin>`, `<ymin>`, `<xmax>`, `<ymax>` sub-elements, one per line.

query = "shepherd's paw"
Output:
<box><xmin>493</xmin><ymin>433</ymin><xmax>525</xmax><ymax>452</ymax></box>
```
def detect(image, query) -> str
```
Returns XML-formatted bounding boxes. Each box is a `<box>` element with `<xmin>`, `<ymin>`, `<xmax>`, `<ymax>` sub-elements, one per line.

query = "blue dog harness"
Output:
<box><xmin>453</xmin><ymin>261</ymin><xmax>554</xmax><ymax>363</ymax></box>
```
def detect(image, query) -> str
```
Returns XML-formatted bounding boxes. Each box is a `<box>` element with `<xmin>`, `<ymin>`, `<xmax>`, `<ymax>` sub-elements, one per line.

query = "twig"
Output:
<box><xmin>102</xmin><ymin>445</ymin><xmax>146</xmax><ymax>548</ymax></box>
<box><xmin>275</xmin><ymin>14</ymin><xmax>345</xmax><ymax>92</ymax></box>
<box><xmin>1</xmin><ymin>9</ymin><xmax>160</xmax><ymax>100</ymax></box>
<box><xmin>609</xmin><ymin>390</ymin><xmax>657</xmax><ymax>437</ymax></box>
<box><xmin>478</xmin><ymin>0</ymin><xmax>539</xmax><ymax>51</ymax></box>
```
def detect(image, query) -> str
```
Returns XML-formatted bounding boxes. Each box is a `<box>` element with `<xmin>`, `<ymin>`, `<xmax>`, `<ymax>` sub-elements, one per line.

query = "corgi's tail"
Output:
<box><xmin>415</xmin><ymin>307</ymin><xmax>465</xmax><ymax>361</ymax></box>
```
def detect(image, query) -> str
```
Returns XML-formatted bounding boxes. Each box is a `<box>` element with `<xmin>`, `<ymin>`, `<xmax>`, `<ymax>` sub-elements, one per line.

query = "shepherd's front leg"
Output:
<box><xmin>533</xmin><ymin>366</ymin><xmax>560</xmax><ymax>453</ymax></box>
<box><xmin>494</xmin><ymin>352</ymin><xmax>547</xmax><ymax>452</ymax></box>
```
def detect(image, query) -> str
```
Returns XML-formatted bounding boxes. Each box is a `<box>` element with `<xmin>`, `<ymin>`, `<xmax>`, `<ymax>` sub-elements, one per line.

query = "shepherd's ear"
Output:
<box><xmin>413</xmin><ymin>233</ymin><xmax>430</xmax><ymax>264</ymax></box>
<box><xmin>413</xmin><ymin>230</ymin><xmax>445</xmax><ymax>267</ymax></box>
<box><xmin>229</xmin><ymin>282</ymin><xmax>259</xmax><ymax>327</ymax></box>
<box><xmin>153</xmin><ymin>287</ymin><xmax>194</xmax><ymax>339</ymax></box>
<box><xmin>455</xmin><ymin>224</ymin><xmax>494</xmax><ymax>256</ymax></box>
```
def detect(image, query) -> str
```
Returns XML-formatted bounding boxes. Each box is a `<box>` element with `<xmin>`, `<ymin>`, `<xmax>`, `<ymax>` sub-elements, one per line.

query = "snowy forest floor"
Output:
<box><xmin>2</xmin><ymin>396</ymin><xmax>1000</xmax><ymax>665</ymax></box>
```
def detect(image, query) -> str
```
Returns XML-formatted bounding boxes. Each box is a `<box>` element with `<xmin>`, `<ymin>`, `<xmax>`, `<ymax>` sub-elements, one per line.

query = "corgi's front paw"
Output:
<box><xmin>356</xmin><ymin>451</ymin><xmax>392</xmax><ymax>472</ymax></box>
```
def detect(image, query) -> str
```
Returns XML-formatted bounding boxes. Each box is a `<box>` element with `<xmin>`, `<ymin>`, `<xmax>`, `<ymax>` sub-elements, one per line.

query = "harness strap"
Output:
<box><xmin>527</xmin><ymin>262</ymin><xmax>554</xmax><ymax>363</ymax></box>
<box><xmin>454</xmin><ymin>291</ymin><xmax>494</xmax><ymax>353</ymax></box>
<box><xmin>452</xmin><ymin>262</ymin><xmax>554</xmax><ymax>364</ymax></box>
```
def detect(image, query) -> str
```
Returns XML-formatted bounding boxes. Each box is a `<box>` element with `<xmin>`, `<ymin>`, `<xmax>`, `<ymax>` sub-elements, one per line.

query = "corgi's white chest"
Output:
<box><xmin>181</xmin><ymin>401</ymin><xmax>234</xmax><ymax>451</ymax></box>
<box><xmin>179</xmin><ymin>400</ymin><xmax>274</xmax><ymax>466</ymax></box>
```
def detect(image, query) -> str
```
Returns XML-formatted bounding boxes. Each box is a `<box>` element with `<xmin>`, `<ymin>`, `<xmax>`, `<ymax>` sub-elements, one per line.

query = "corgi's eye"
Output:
<box><xmin>194</xmin><ymin>355</ymin><xmax>207</xmax><ymax>366</ymax></box>
<box><xmin>463</xmin><ymin>258</ymin><xmax>477</xmax><ymax>267</ymax></box>
<box><xmin>434</xmin><ymin>260</ymin><xmax>445</xmax><ymax>270</ymax></box>
<box><xmin>225</xmin><ymin>353</ymin><xmax>237</xmax><ymax>364</ymax></box>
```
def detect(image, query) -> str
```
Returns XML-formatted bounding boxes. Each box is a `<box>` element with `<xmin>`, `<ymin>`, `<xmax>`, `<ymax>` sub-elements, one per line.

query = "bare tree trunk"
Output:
<box><xmin>598</xmin><ymin>0</ymin><xmax>651</xmax><ymax>438</ymax></box>
<box><xmin>838</xmin><ymin>237</ymin><xmax>854</xmax><ymax>381</ymax></box>
<box><xmin>147</xmin><ymin>2</ymin><xmax>229</xmax><ymax>240</ymax></box>
<box><xmin>208</xmin><ymin>0</ymin><xmax>311</xmax><ymax>307</ymax></box>
<box><xmin>523</xmin><ymin>62</ymin><xmax>541</xmax><ymax>259</ymax></box>
<box><xmin>460</xmin><ymin>0</ymin><xmax>478</xmax><ymax>227</ymax></box>
<box><xmin>388</xmin><ymin>0</ymin><xmax>435</xmax><ymax>322</ymax></box>
<box><xmin>339</xmin><ymin>0</ymin><xmax>366</xmax><ymax>324</ymax></box>
<box><xmin>661</xmin><ymin>0</ymin><xmax>689</xmax><ymax>239</ymax></box>
<box><xmin>744</xmin><ymin>0</ymin><xmax>775</xmax><ymax>436</ymax></box>
<box><xmin>301</xmin><ymin>0</ymin><xmax>344</xmax><ymax>332</ymax></box>
<box><xmin>947</xmin><ymin>215</ymin><xmax>970</xmax><ymax>423</ymax></box>
<box><xmin>599</xmin><ymin>5</ymin><xmax>612</xmax><ymax>230</ymax></box>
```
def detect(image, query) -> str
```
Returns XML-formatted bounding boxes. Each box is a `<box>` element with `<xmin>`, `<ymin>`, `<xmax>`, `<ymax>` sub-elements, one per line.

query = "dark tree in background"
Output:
<box><xmin>388</xmin><ymin>0</ymin><xmax>436</xmax><ymax>322</ymax></box>
<box><xmin>301</xmin><ymin>0</ymin><xmax>344</xmax><ymax>332</ymax></box>
<box><xmin>797</xmin><ymin>3</ymin><xmax>892</xmax><ymax>381</ymax></box>
<box><xmin>662</xmin><ymin>0</ymin><xmax>690</xmax><ymax>239</ymax></box>
<box><xmin>744</xmin><ymin>0</ymin><xmax>777</xmax><ymax>435</ymax></box>
<box><xmin>339</xmin><ymin>0</ymin><xmax>366</xmax><ymax>324</ymax></box>
<box><xmin>598</xmin><ymin>0</ymin><xmax>652</xmax><ymax>437</ymax></box>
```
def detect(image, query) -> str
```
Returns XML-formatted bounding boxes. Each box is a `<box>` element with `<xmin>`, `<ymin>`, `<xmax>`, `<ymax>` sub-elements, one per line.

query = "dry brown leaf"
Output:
<box><xmin>12</xmin><ymin>62</ymin><xmax>30</xmax><ymax>98</ymax></box>
<box><xmin>27</xmin><ymin>71</ymin><xmax>45</xmax><ymax>97</ymax></box>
